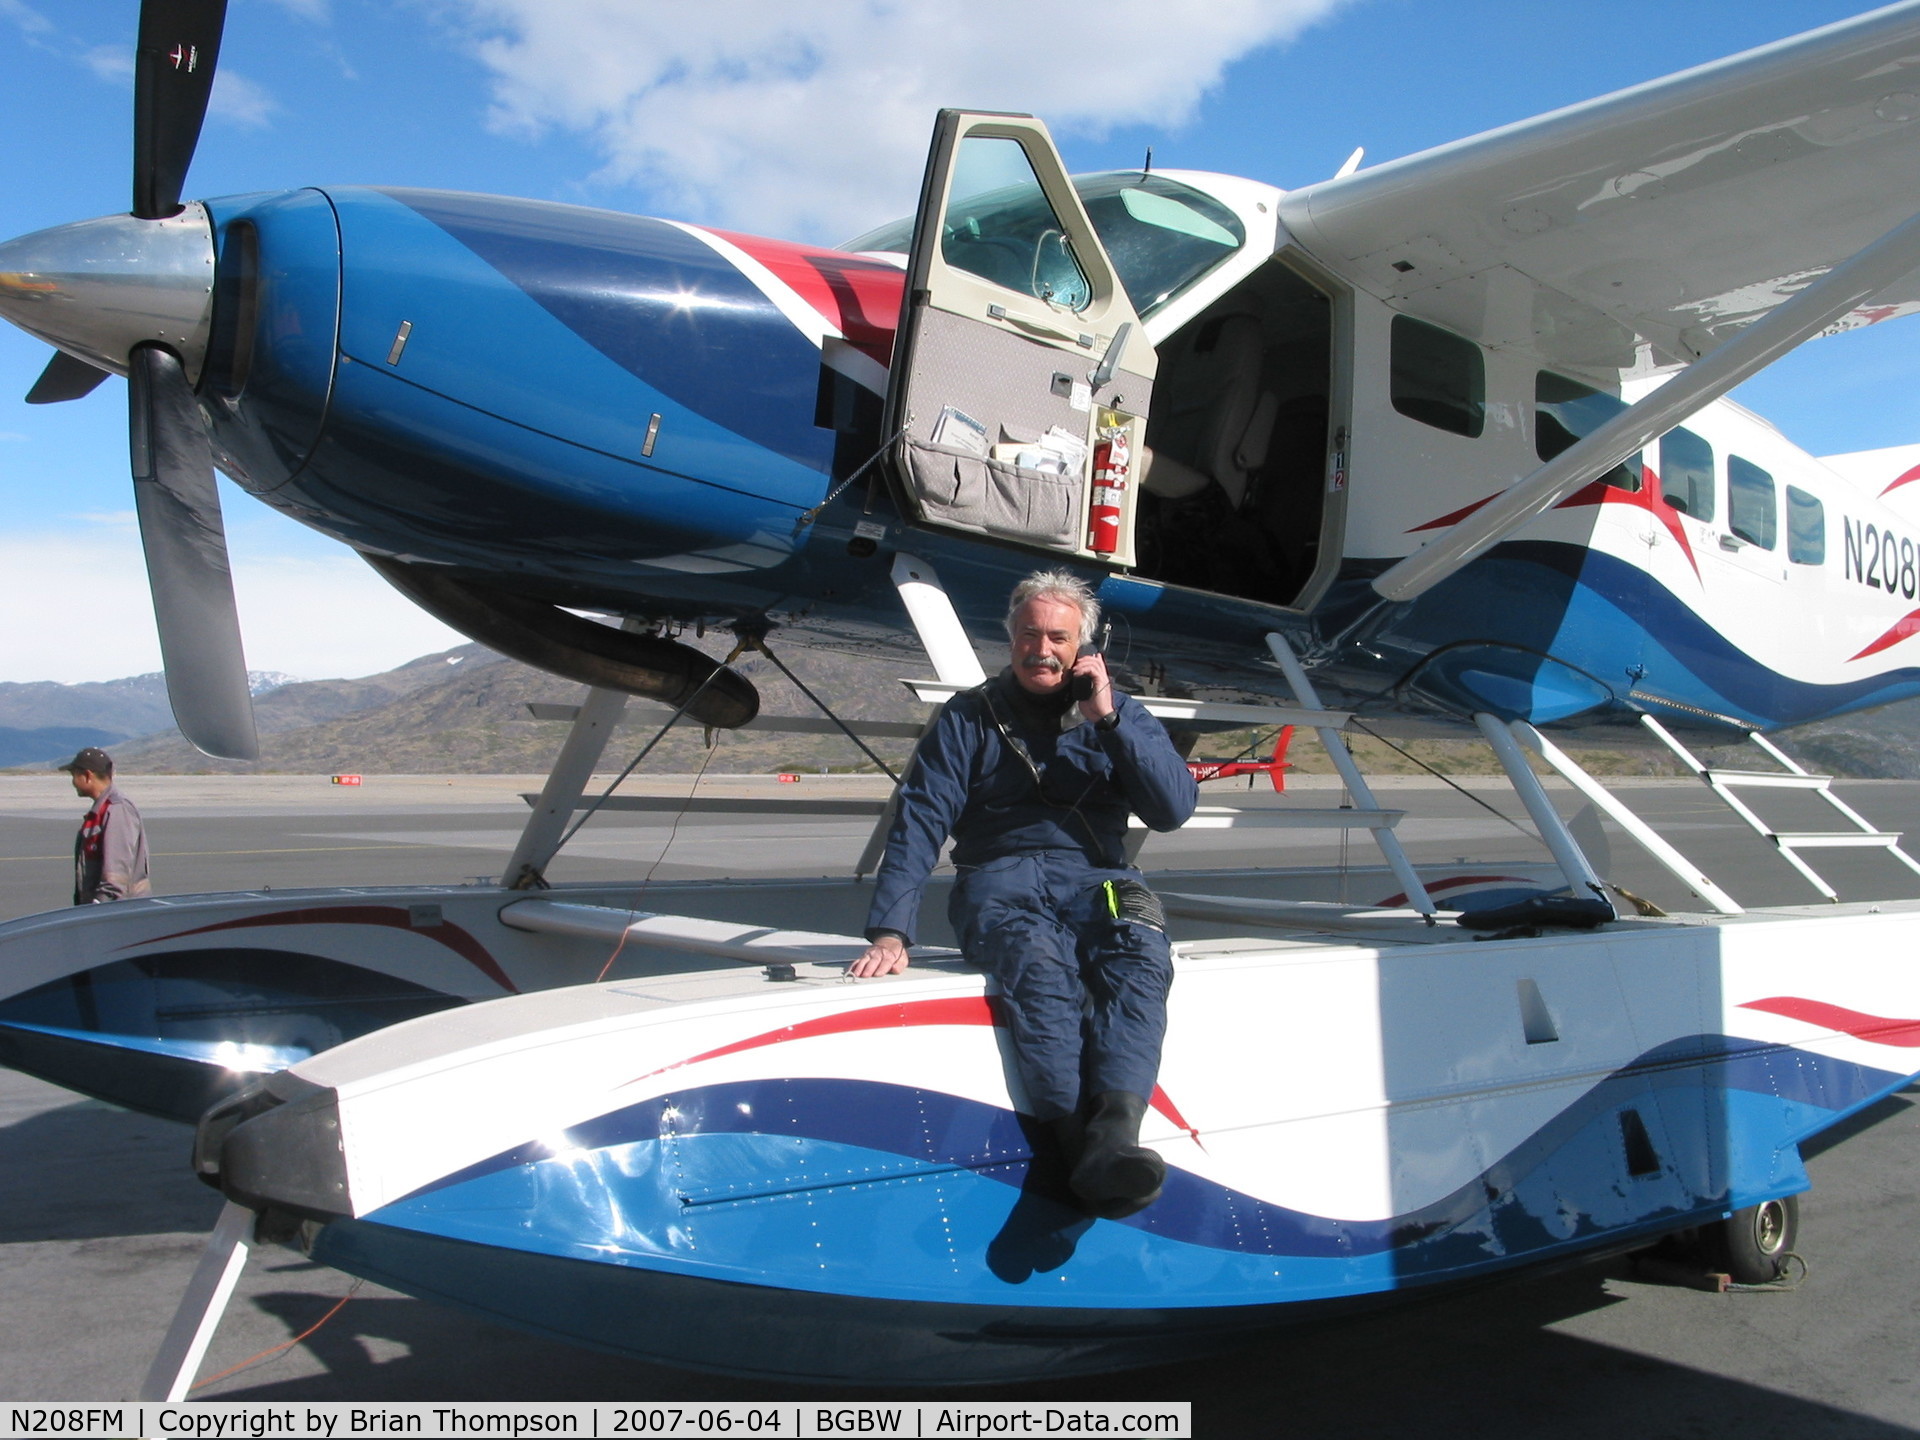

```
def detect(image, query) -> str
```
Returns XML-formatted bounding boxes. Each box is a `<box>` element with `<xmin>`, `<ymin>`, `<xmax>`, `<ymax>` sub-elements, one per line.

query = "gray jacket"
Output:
<box><xmin>74</xmin><ymin>785</ymin><xmax>151</xmax><ymax>904</ymax></box>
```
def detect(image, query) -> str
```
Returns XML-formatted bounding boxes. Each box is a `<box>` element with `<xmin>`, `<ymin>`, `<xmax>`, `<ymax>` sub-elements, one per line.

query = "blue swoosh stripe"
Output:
<box><xmin>387</xmin><ymin>1031</ymin><xmax>1907</xmax><ymax>1262</ymax></box>
<box><xmin>1556</xmin><ymin>542</ymin><xmax>1920</xmax><ymax>726</ymax></box>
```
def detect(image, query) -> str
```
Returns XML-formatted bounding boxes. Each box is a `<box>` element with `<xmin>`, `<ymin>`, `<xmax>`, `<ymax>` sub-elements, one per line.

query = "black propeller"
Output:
<box><xmin>15</xmin><ymin>0</ymin><xmax>257</xmax><ymax>758</ymax></box>
<box><xmin>25</xmin><ymin>351</ymin><xmax>111</xmax><ymax>405</ymax></box>
<box><xmin>130</xmin><ymin>0</ymin><xmax>255</xmax><ymax>757</ymax></box>
<box><xmin>133</xmin><ymin>0</ymin><xmax>229</xmax><ymax>220</ymax></box>
<box><xmin>129</xmin><ymin>346</ymin><xmax>257</xmax><ymax>760</ymax></box>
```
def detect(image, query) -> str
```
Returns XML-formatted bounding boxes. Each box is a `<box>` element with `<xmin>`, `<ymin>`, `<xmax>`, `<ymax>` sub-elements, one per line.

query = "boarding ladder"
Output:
<box><xmin>1641</xmin><ymin>713</ymin><xmax>1920</xmax><ymax>901</ymax></box>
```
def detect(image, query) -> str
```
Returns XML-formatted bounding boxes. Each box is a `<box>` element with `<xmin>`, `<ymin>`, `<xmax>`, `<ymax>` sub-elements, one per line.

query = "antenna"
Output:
<box><xmin>1143</xmin><ymin>146</ymin><xmax>1153</xmax><ymax>175</ymax></box>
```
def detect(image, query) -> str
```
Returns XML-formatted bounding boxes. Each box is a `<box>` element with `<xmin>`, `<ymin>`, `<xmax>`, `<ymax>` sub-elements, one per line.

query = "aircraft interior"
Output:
<box><xmin>1135</xmin><ymin>259</ymin><xmax>1334</xmax><ymax>610</ymax></box>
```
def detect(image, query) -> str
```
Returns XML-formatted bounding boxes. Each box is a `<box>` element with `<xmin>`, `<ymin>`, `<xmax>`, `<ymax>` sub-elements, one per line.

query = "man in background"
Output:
<box><xmin>60</xmin><ymin>748</ymin><xmax>150</xmax><ymax>904</ymax></box>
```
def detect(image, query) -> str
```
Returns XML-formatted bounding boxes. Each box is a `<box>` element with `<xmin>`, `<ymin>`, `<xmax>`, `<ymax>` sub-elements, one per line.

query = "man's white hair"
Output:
<box><xmin>1005</xmin><ymin>570</ymin><xmax>1101</xmax><ymax>648</ymax></box>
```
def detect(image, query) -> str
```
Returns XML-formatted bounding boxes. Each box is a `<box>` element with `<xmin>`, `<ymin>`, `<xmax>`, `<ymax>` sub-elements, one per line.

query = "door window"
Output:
<box><xmin>940</xmin><ymin>137</ymin><xmax>1091</xmax><ymax>311</ymax></box>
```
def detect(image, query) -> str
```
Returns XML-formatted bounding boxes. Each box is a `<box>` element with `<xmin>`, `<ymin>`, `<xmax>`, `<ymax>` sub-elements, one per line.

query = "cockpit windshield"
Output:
<box><xmin>843</xmin><ymin>171</ymin><xmax>1246</xmax><ymax>319</ymax></box>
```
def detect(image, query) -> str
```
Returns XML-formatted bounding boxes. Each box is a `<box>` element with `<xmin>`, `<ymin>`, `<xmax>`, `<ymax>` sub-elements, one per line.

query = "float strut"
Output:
<box><xmin>1474</xmin><ymin>712</ymin><xmax>1609</xmax><ymax>902</ymax></box>
<box><xmin>139</xmin><ymin>1200</ymin><xmax>254</xmax><ymax>1401</ymax></box>
<box><xmin>855</xmin><ymin>554</ymin><xmax>985</xmax><ymax>877</ymax></box>
<box><xmin>502</xmin><ymin>684</ymin><xmax>631</xmax><ymax>888</ymax></box>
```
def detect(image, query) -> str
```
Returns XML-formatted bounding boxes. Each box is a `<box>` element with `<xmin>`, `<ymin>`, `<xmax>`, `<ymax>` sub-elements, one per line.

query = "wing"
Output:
<box><xmin>1277</xmin><ymin>3</ymin><xmax>1920</xmax><ymax>377</ymax></box>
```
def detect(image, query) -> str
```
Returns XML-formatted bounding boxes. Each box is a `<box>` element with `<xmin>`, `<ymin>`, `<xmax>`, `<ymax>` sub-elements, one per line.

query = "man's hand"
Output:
<box><xmin>1071</xmin><ymin>649</ymin><xmax>1115</xmax><ymax>724</ymax></box>
<box><xmin>849</xmin><ymin>935</ymin><xmax>909</xmax><ymax>978</ymax></box>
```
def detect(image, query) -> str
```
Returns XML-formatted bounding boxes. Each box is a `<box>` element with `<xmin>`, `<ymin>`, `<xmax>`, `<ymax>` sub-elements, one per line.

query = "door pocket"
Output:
<box><xmin>906</xmin><ymin>441</ymin><xmax>1084</xmax><ymax>548</ymax></box>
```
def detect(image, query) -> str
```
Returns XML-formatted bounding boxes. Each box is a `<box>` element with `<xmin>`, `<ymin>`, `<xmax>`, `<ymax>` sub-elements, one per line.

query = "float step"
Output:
<box><xmin>1136</xmin><ymin>806</ymin><xmax>1404</xmax><ymax>831</ymax></box>
<box><xmin>1704</xmin><ymin>769</ymin><xmax>1833</xmax><ymax>788</ymax></box>
<box><xmin>1774</xmin><ymin>831</ymin><xmax>1906</xmax><ymax>849</ymax></box>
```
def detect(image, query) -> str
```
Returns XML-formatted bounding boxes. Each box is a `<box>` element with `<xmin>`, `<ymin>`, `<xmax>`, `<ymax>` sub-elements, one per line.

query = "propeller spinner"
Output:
<box><xmin>0</xmin><ymin>0</ymin><xmax>256</xmax><ymax>759</ymax></box>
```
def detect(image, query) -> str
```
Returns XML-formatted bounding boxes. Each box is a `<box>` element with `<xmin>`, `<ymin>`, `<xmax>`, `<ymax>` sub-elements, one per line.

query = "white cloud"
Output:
<box><xmin>225</xmin><ymin>548</ymin><xmax>466</xmax><ymax>678</ymax></box>
<box><xmin>83</xmin><ymin>43</ymin><xmax>132</xmax><ymax>83</ymax></box>
<box><xmin>0</xmin><ymin>529</ymin><xmax>464</xmax><ymax>685</ymax></box>
<box><xmin>209</xmin><ymin>68</ymin><xmax>279</xmax><ymax>128</ymax></box>
<box><xmin>0</xmin><ymin>0</ymin><xmax>52</xmax><ymax>39</ymax></box>
<box><xmin>74</xmin><ymin>509</ymin><xmax>139</xmax><ymax>529</ymax></box>
<box><xmin>443</xmin><ymin>0</ymin><xmax>1348</xmax><ymax>241</ymax></box>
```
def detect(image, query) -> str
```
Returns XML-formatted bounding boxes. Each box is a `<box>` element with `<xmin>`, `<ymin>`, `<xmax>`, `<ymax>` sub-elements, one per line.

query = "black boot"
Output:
<box><xmin>1069</xmin><ymin>1090</ymin><xmax>1164</xmax><ymax>1219</ymax></box>
<box><xmin>987</xmin><ymin>1113</ymin><xmax>1094</xmax><ymax>1283</ymax></box>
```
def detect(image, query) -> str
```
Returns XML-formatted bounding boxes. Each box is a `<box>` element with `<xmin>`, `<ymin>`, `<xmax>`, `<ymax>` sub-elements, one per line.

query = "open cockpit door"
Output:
<box><xmin>885</xmin><ymin>111</ymin><xmax>1156</xmax><ymax>567</ymax></box>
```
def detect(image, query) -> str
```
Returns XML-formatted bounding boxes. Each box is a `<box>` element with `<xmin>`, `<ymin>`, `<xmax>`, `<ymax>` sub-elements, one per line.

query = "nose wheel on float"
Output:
<box><xmin>1712</xmin><ymin>1194</ymin><xmax>1801</xmax><ymax>1286</ymax></box>
<box><xmin>1635</xmin><ymin>1193</ymin><xmax>1804</xmax><ymax>1290</ymax></box>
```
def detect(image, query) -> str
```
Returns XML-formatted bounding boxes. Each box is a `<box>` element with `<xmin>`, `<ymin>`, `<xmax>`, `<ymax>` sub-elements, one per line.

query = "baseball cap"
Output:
<box><xmin>57</xmin><ymin>747</ymin><xmax>114</xmax><ymax>776</ymax></box>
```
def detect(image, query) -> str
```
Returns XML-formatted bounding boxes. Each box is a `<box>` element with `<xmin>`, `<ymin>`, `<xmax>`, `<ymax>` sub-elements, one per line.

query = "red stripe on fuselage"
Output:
<box><xmin>1879</xmin><ymin>462</ymin><xmax>1920</xmax><ymax>499</ymax></box>
<box><xmin>1406</xmin><ymin>495</ymin><xmax>1493</xmax><ymax>533</ymax></box>
<box><xmin>702</xmin><ymin>228</ymin><xmax>903</xmax><ymax>368</ymax></box>
<box><xmin>1406</xmin><ymin>466</ymin><xmax>1698</xmax><ymax>579</ymax></box>
<box><xmin>1739</xmin><ymin>995</ymin><xmax>1920</xmax><ymax>1047</ymax></box>
<box><xmin>1849</xmin><ymin>607</ymin><xmax>1920</xmax><ymax>661</ymax></box>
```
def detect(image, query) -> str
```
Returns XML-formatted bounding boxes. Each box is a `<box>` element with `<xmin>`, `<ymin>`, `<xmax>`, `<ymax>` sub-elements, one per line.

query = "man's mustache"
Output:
<box><xmin>1020</xmin><ymin>654</ymin><xmax>1064</xmax><ymax>672</ymax></box>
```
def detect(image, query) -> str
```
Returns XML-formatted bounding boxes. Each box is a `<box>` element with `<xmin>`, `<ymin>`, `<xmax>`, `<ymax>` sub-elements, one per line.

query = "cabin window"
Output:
<box><xmin>1074</xmin><ymin>173</ymin><xmax>1246</xmax><ymax>316</ymax></box>
<box><xmin>1787</xmin><ymin>485</ymin><xmax>1825</xmax><ymax>565</ymax></box>
<box><xmin>1392</xmin><ymin>316</ymin><xmax>1484</xmax><ymax>438</ymax></box>
<box><xmin>1534</xmin><ymin>373</ymin><xmax>1641</xmax><ymax>491</ymax></box>
<box><xmin>1660</xmin><ymin>427</ymin><xmax>1715</xmax><ymax>522</ymax></box>
<box><xmin>1728</xmin><ymin>456</ymin><xmax>1777</xmax><ymax>549</ymax></box>
<box><xmin>938</xmin><ymin>136</ymin><xmax>1091</xmax><ymax>310</ymax></box>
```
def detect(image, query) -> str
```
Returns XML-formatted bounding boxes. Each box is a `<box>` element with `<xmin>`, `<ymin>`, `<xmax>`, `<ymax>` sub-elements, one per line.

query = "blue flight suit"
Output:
<box><xmin>867</xmin><ymin>669</ymin><xmax>1198</xmax><ymax>1122</ymax></box>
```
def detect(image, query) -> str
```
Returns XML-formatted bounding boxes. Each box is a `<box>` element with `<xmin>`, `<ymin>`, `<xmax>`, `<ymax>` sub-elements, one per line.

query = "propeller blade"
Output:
<box><xmin>25</xmin><ymin>350</ymin><xmax>112</xmax><ymax>405</ymax></box>
<box><xmin>133</xmin><ymin>0</ymin><xmax>230</xmax><ymax>220</ymax></box>
<box><xmin>128</xmin><ymin>345</ymin><xmax>258</xmax><ymax>759</ymax></box>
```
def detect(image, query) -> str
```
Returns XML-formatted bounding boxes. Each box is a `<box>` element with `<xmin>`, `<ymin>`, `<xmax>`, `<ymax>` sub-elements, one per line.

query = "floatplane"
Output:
<box><xmin>8</xmin><ymin>0</ymin><xmax>1920</xmax><ymax>1391</ymax></box>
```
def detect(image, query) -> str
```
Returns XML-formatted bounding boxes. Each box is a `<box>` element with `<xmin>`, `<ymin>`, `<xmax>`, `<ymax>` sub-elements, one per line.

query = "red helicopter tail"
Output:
<box><xmin>1266</xmin><ymin>725</ymin><xmax>1294</xmax><ymax>792</ymax></box>
<box><xmin>1186</xmin><ymin>725</ymin><xmax>1295</xmax><ymax>790</ymax></box>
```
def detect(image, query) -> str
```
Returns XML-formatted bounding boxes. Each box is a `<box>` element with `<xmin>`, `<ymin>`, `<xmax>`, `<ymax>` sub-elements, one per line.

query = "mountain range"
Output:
<box><xmin>0</xmin><ymin>670</ymin><xmax>306</xmax><ymax>767</ymax></box>
<box><xmin>3</xmin><ymin>641</ymin><xmax>939</xmax><ymax>777</ymax></box>
<box><xmin>5</xmin><ymin>641</ymin><xmax>1920</xmax><ymax>780</ymax></box>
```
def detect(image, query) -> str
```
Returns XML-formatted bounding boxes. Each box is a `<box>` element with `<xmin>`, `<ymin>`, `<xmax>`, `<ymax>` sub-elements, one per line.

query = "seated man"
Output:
<box><xmin>851</xmin><ymin>571</ymin><xmax>1198</xmax><ymax>1216</ymax></box>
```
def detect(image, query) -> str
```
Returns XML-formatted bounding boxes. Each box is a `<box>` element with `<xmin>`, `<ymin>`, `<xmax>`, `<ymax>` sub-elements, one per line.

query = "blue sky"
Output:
<box><xmin>2</xmin><ymin>0</ymin><xmax>1916</xmax><ymax>681</ymax></box>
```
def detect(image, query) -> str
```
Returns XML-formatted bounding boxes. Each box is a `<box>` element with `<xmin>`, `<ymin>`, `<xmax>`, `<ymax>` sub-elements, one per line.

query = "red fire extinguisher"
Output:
<box><xmin>1088</xmin><ymin>423</ymin><xmax>1130</xmax><ymax>554</ymax></box>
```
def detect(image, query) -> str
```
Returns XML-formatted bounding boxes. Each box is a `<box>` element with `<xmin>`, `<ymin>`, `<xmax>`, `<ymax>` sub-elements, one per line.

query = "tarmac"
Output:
<box><xmin>5</xmin><ymin>770</ymin><xmax>1920</xmax><ymax>1434</ymax></box>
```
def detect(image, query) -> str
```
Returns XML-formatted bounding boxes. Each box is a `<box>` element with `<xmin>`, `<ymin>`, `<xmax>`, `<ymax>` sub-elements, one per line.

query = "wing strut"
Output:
<box><xmin>1372</xmin><ymin>205</ymin><xmax>1920</xmax><ymax>603</ymax></box>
